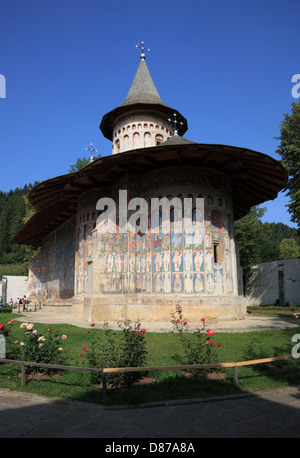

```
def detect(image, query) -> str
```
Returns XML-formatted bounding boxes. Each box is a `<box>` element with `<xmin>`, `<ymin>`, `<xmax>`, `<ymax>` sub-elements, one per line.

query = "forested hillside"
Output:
<box><xmin>0</xmin><ymin>183</ymin><xmax>40</xmax><ymax>273</ymax></box>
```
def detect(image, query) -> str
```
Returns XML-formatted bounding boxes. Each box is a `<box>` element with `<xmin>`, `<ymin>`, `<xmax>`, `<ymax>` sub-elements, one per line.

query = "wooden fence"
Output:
<box><xmin>0</xmin><ymin>355</ymin><xmax>293</xmax><ymax>399</ymax></box>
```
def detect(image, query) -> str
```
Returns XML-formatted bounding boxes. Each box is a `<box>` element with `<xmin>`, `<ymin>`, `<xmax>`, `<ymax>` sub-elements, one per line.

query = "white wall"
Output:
<box><xmin>1</xmin><ymin>276</ymin><xmax>28</xmax><ymax>304</ymax></box>
<box><xmin>246</xmin><ymin>258</ymin><xmax>300</xmax><ymax>306</ymax></box>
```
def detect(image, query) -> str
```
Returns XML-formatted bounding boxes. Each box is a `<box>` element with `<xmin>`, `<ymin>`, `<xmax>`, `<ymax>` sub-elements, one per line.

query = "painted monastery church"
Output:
<box><xmin>12</xmin><ymin>46</ymin><xmax>287</xmax><ymax>324</ymax></box>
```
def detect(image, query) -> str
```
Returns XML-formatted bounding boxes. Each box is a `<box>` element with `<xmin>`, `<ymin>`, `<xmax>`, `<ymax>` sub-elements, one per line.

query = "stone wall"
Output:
<box><xmin>72</xmin><ymin>166</ymin><xmax>247</xmax><ymax>322</ymax></box>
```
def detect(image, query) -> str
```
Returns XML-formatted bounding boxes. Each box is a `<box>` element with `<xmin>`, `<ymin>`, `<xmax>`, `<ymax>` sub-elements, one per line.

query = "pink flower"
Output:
<box><xmin>206</xmin><ymin>340</ymin><xmax>210</xmax><ymax>345</ymax></box>
<box><xmin>80</xmin><ymin>353</ymin><xmax>83</xmax><ymax>356</ymax></box>
<box><xmin>61</xmin><ymin>334</ymin><xmax>67</xmax><ymax>340</ymax></box>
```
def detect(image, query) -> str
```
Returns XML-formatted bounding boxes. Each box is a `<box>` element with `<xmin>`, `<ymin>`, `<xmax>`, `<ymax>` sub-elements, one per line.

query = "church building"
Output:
<box><xmin>12</xmin><ymin>44</ymin><xmax>287</xmax><ymax>324</ymax></box>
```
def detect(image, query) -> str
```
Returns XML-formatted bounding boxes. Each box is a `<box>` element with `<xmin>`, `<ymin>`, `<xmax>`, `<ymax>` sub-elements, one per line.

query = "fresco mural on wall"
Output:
<box><xmin>74</xmin><ymin>168</ymin><xmax>235</xmax><ymax>297</ymax></box>
<box><xmin>28</xmin><ymin>220</ymin><xmax>76</xmax><ymax>300</ymax></box>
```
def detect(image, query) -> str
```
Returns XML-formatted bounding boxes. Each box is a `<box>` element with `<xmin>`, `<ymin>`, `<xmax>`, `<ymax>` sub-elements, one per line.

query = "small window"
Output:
<box><xmin>213</xmin><ymin>241</ymin><xmax>223</xmax><ymax>263</ymax></box>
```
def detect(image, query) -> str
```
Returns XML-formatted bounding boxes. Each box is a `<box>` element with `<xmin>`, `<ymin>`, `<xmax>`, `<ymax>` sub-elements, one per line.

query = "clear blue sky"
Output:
<box><xmin>0</xmin><ymin>0</ymin><xmax>299</xmax><ymax>228</ymax></box>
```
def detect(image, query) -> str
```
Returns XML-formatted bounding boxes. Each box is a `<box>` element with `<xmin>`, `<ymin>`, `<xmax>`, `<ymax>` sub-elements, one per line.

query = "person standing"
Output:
<box><xmin>22</xmin><ymin>295</ymin><xmax>28</xmax><ymax>312</ymax></box>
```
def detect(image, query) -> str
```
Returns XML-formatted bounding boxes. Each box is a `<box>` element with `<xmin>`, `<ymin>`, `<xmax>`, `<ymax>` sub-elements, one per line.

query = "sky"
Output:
<box><xmin>0</xmin><ymin>0</ymin><xmax>299</xmax><ymax>228</ymax></box>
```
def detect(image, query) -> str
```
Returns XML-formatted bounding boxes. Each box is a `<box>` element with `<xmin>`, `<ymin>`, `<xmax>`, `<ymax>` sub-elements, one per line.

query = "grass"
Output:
<box><xmin>0</xmin><ymin>312</ymin><xmax>300</xmax><ymax>406</ymax></box>
<box><xmin>247</xmin><ymin>305</ymin><xmax>300</xmax><ymax>318</ymax></box>
<box><xmin>0</xmin><ymin>264</ymin><xmax>26</xmax><ymax>278</ymax></box>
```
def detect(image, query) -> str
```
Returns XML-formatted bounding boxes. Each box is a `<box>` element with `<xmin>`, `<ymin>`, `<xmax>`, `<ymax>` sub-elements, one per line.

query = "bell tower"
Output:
<box><xmin>100</xmin><ymin>42</ymin><xmax>188</xmax><ymax>154</ymax></box>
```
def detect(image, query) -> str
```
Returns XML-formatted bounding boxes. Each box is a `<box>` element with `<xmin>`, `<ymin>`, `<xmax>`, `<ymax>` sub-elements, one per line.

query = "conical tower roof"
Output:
<box><xmin>100</xmin><ymin>58</ymin><xmax>188</xmax><ymax>141</ymax></box>
<box><xmin>120</xmin><ymin>59</ymin><xmax>167</xmax><ymax>107</ymax></box>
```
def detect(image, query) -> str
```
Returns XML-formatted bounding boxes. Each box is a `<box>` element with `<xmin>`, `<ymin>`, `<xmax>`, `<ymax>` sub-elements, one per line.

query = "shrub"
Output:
<box><xmin>0</xmin><ymin>320</ymin><xmax>22</xmax><ymax>360</ymax></box>
<box><xmin>170</xmin><ymin>306</ymin><xmax>221</xmax><ymax>374</ymax></box>
<box><xmin>0</xmin><ymin>304</ymin><xmax>12</xmax><ymax>313</ymax></box>
<box><xmin>19</xmin><ymin>323</ymin><xmax>66</xmax><ymax>375</ymax></box>
<box><xmin>83</xmin><ymin>319</ymin><xmax>148</xmax><ymax>387</ymax></box>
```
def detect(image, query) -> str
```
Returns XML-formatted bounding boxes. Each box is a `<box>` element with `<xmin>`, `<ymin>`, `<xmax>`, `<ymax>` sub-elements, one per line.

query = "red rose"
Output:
<box><xmin>201</xmin><ymin>318</ymin><xmax>205</xmax><ymax>322</ymax></box>
<box><xmin>0</xmin><ymin>324</ymin><xmax>4</xmax><ymax>330</ymax></box>
<box><xmin>218</xmin><ymin>344</ymin><xmax>222</xmax><ymax>347</ymax></box>
<box><xmin>139</xmin><ymin>328</ymin><xmax>146</xmax><ymax>334</ymax></box>
<box><xmin>91</xmin><ymin>323</ymin><xmax>95</xmax><ymax>327</ymax></box>
<box><xmin>183</xmin><ymin>321</ymin><xmax>187</xmax><ymax>325</ymax></box>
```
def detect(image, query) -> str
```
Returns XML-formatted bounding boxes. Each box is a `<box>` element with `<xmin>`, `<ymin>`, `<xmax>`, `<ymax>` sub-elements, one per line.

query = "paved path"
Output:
<box><xmin>12</xmin><ymin>310</ymin><xmax>299</xmax><ymax>333</ymax></box>
<box><xmin>0</xmin><ymin>386</ymin><xmax>300</xmax><ymax>438</ymax></box>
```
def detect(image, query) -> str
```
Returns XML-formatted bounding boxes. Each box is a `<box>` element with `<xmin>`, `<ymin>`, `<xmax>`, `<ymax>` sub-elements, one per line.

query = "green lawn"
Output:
<box><xmin>0</xmin><ymin>312</ymin><xmax>300</xmax><ymax>406</ymax></box>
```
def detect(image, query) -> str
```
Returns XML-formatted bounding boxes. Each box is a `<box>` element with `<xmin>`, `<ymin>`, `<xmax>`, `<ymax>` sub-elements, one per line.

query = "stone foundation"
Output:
<box><xmin>79</xmin><ymin>294</ymin><xmax>247</xmax><ymax>324</ymax></box>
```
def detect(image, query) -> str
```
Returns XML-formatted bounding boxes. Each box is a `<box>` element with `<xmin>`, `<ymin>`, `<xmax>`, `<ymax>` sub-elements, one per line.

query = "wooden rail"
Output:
<box><xmin>0</xmin><ymin>358</ymin><xmax>103</xmax><ymax>386</ymax></box>
<box><xmin>0</xmin><ymin>355</ymin><xmax>293</xmax><ymax>399</ymax></box>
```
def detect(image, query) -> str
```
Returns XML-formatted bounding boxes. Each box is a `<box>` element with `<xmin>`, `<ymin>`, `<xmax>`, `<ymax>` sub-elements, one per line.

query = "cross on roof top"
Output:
<box><xmin>85</xmin><ymin>143</ymin><xmax>98</xmax><ymax>162</ymax></box>
<box><xmin>135</xmin><ymin>41</ymin><xmax>150</xmax><ymax>60</ymax></box>
<box><xmin>168</xmin><ymin>113</ymin><xmax>184</xmax><ymax>136</ymax></box>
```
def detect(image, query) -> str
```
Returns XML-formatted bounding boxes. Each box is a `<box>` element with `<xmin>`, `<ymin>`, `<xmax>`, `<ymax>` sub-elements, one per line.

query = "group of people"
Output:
<box><xmin>18</xmin><ymin>296</ymin><xmax>28</xmax><ymax>312</ymax></box>
<box><xmin>0</xmin><ymin>295</ymin><xmax>28</xmax><ymax>311</ymax></box>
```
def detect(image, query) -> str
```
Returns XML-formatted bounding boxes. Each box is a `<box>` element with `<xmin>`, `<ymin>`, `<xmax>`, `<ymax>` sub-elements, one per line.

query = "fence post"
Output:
<box><xmin>233</xmin><ymin>366</ymin><xmax>238</xmax><ymax>387</ymax></box>
<box><xmin>21</xmin><ymin>363</ymin><xmax>26</xmax><ymax>386</ymax></box>
<box><xmin>102</xmin><ymin>372</ymin><xmax>107</xmax><ymax>399</ymax></box>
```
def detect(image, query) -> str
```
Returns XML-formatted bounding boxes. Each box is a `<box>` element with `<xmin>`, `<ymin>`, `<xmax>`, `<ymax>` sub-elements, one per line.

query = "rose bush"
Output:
<box><xmin>170</xmin><ymin>306</ymin><xmax>222</xmax><ymax>374</ymax></box>
<box><xmin>82</xmin><ymin>319</ymin><xmax>148</xmax><ymax>387</ymax></box>
<box><xmin>19</xmin><ymin>323</ymin><xmax>66</xmax><ymax>375</ymax></box>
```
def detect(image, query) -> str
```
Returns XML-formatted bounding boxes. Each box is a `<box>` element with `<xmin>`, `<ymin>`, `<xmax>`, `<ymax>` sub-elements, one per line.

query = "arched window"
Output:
<box><xmin>211</xmin><ymin>210</ymin><xmax>222</xmax><ymax>229</ymax></box>
<box><xmin>123</xmin><ymin>134</ymin><xmax>130</xmax><ymax>151</ymax></box>
<box><xmin>155</xmin><ymin>134</ymin><xmax>163</xmax><ymax>145</ymax></box>
<box><xmin>83</xmin><ymin>225</ymin><xmax>88</xmax><ymax>241</ymax></box>
<box><xmin>144</xmin><ymin>132</ymin><xmax>151</xmax><ymax>147</ymax></box>
<box><xmin>133</xmin><ymin>132</ymin><xmax>140</xmax><ymax>148</ymax></box>
<box><xmin>115</xmin><ymin>139</ymin><xmax>120</xmax><ymax>154</ymax></box>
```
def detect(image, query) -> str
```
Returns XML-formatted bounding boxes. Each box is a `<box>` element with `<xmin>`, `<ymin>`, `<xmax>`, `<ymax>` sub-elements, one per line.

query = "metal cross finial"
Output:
<box><xmin>85</xmin><ymin>143</ymin><xmax>98</xmax><ymax>162</ymax></box>
<box><xmin>168</xmin><ymin>113</ymin><xmax>184</xmax><ymax>136</ymax></box>
<box><xmin>135</xmin><ymin>41</ymin><xmax>150</xmax><ymax>60</ymax></box>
